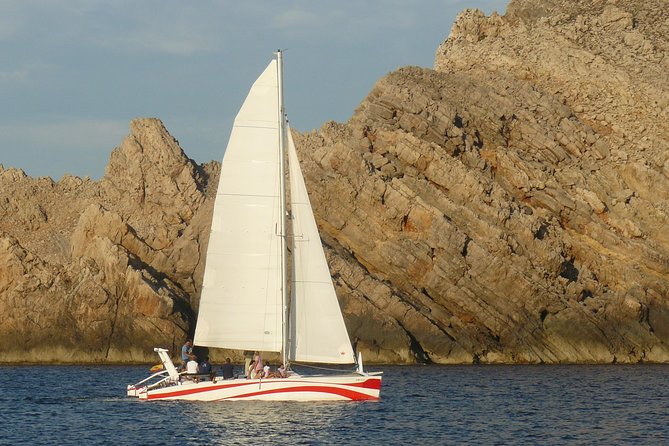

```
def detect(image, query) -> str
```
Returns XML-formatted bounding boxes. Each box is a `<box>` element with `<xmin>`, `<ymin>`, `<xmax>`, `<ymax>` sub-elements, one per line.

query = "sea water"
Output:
<box><xmin>1</xmin><ymin>364</ymin><xmax>668</xmax><ymax>445</ymax></box>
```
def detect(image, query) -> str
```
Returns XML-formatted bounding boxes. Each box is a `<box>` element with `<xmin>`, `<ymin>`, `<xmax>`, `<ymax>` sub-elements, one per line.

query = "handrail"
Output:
<box><xmin>130</xmin><ymin>370</ymin><xmax>169</xmax><ymax>388</ymax></box>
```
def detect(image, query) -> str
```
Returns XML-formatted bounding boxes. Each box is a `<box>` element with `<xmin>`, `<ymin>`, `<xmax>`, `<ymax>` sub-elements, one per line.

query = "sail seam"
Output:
<box><xmin>218</xmin><ymin>193</ymin><xmax>280</xmax><ymax>198</ymax></box>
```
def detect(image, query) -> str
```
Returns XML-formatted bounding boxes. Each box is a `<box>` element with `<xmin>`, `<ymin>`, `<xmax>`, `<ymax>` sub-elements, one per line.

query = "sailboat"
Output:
<box><xmin>127</xmin><ymin>51</ymin><xmax>382</xmax><ymax>401</ymax></box>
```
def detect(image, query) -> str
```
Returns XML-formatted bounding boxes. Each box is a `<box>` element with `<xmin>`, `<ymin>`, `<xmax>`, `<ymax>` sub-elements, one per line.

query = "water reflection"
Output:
<box><xmin>179</xmin><ymin>399</ymin><xmax>355</xmax><ymax>444</ymax></box>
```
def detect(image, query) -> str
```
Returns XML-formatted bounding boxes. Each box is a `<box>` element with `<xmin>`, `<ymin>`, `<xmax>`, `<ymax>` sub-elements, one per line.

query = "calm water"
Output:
<box><xmin>1</xmin><ymin>364</ymin><xmax>668</xmax><ymax>445</ymax></box>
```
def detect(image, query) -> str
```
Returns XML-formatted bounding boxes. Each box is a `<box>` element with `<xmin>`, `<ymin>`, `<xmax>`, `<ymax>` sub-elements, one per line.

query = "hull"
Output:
<box><xmin>137</xmin><ymin>374</ymin><xmax>382</xmax><ymax>402</ymax></box>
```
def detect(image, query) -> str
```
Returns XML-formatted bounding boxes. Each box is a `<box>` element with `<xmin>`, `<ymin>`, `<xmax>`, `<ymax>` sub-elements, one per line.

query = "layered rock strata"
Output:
<box><xmin>295</xmin><ymin>0</ymin><xmax>669</xmax><ymax>363</ymax></box>
<box><xmin>1</xmin><ymin>0</ymin><xmax>668</xmax><ymax>364</ymax></box>
<box><xmin>0</xmin><ymin>119</ymin><xmax>211</xmax><ymax>362</ymax></box>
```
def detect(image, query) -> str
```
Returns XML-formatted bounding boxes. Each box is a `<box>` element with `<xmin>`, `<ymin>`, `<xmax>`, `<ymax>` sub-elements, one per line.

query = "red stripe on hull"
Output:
<box><xmin>146</xmin><ymin>381</ymin><xmax>252</xmax><ymax>400</ymax></box>
<box><xmin>224</xmin><ymin>385</ymin><xmax>377</xmax><ymax>401</ymax></box>
<box><xmin>353</xmin><ymin>378</ymin><xmax>382</xmax><ymax>390</ymax></box>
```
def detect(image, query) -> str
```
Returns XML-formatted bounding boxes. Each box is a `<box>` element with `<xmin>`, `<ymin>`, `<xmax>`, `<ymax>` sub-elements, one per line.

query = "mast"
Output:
<box><xmin>276</xmin><ymin>49</ymin><xmax>289</xmax><ymax>369</ymax></box>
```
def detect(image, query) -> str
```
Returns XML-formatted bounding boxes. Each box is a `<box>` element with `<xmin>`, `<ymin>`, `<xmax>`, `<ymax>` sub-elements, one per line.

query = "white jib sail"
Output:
<box><xmin>194</xmin><ymin>60</ymin><xmax>283</xmax><ymax>352</ymax></box>
<box><xmin>287</xmin><ymin>127</ymin><xmax>355</xmax><ymax>364</ymax></box>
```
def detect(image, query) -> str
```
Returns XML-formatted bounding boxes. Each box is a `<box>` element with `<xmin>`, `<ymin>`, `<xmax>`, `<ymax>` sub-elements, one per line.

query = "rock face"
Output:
<box><xmin>0</xmin><ymin>119</ymin><xmax>211</xmax><ymax>362</ymax></box>
<box><xmin>1</xmin><ymin>0</ymin><xmax>669</xmax><ymax>364</ymax></box>
<box><xmin>295</xmin><ymin>0</ymin><xmax>669</xmax><ymax>363</ymax></box>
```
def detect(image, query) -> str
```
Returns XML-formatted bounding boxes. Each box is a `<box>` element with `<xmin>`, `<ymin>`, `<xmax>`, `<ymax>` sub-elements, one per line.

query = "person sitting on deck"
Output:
<box><xmin>246</xmin><ymin>360</ymin><xmax>256</xmax><ymax>379</ymax></box>
<box><xmin>199</xmin><ymin>356</ymin><xmax>213</xmax><ymax>381</ymax></box>
<box><xmin>185</xmin><ymin>354</ymin><xmax>199</xmax><ymax>381</ymax></box>
<box><xmin>221</xmin><ymin>357</ymin><xmax>234</xmax><ymax>380</ymax></box>
<box><xmin>277</xmin><ymin>363</ymin><xmax>287</xmax><ymax>378</ymax></box>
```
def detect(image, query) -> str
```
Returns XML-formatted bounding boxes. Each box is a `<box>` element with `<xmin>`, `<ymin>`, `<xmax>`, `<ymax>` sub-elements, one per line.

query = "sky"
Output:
<box><xmin>0</xmin><ymin>0</ymin><xmax>508</xmax><ymax>180</ymax></box>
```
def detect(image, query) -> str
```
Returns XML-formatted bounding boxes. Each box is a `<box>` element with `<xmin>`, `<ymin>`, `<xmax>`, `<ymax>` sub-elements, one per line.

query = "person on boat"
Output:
<box><xmin>199</xmin><ymin>356</ymin><xmax>212</xmax><ymax>380</ymax></box>
<box><xmin>243</xmin><ymin>350</ymin><xmax>253</xmax><ymax>378</ymax></box>
<box><xmin>246</xmin><ymin>359</ymin><xmax>255</xmax><ymax>379</ymax></box>
<box><xmin>221</xmin><ymin>357</ymin><xmax>234</xmax><ymax>380</ymax></box>
<box><xmin>186</xmin><ymin>354</ymin><xmax>199</xmax><ymax>381</ymax></box>
<box><xmin>181</xmin><ymin>339</ymin><xmax>193</xmax><ymax>369</ymax></box>
<box><xmin>262</xmin><ymin>362</ymin><xmax>271</xmax><ymax>379</ymax></box>
<box><xmin>253</xmin><ymin>352</ymin><xmax>263</xmax><ymax>378</ymax></box>
<box><xmin>277</xmin><ymin>363</ymin><xmax>287</xmax><ymax>378</ymax></box>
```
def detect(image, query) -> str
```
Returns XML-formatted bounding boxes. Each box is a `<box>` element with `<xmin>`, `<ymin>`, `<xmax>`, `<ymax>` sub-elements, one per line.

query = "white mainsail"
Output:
<box><xmin>287</xmin><ymin>128</ymin><xmax>355</xmax><ymax>364</ymax></box>
<box><xmin>194</xmin><ymin>60</ymin><xmax>283</xmax><ymax>352</ymax></box>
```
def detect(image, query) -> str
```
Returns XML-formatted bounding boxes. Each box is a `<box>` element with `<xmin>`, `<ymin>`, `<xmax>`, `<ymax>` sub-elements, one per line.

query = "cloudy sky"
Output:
<box><xmin>0</xmin><ymin>0</ymin><xmax>507</xmax><ymax>179</ymax></box>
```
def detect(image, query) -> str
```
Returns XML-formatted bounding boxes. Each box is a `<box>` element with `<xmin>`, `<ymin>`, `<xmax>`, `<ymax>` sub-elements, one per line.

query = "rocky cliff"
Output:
<box><xmin>1</xmin><ymin>0</ymin><xmax>668</xmax><ymax>364</ymax></box>
<box><xmin>296</xmin><ymin>0</ymin><xmax>669</xmax><ymax>363</ymax></box>
<box><xmin>0</xmin><ymin>119</ymin><xmax>216</xmax><ymax>362</ymax></box>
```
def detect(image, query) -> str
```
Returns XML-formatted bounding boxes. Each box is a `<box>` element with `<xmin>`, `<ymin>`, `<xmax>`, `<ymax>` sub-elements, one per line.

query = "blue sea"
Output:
<box><xmin>1</xmin><ymin>364</ymin><xmax>668</xmax><ymax>445</ymax></box>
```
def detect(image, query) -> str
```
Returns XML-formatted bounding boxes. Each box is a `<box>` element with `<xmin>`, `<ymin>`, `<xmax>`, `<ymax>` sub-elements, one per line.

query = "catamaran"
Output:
<box><xmin>127</xmin><ymin>51</ymin><xmax>382</xmax><ymax>401</ymax></box>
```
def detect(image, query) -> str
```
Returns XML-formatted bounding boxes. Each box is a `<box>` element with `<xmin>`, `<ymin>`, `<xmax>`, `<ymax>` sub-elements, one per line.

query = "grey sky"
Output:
<box><xmin>0</xmin><ymin>1</ymin><xmax>507</xmax><ymax>179</ymax></box>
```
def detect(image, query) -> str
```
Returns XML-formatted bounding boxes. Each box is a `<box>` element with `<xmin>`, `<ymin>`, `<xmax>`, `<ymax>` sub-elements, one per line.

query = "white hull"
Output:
<box><xmin>134</xmin><ymin>374</ymin><xmax>381</xmax><ymax>402</ymax></box>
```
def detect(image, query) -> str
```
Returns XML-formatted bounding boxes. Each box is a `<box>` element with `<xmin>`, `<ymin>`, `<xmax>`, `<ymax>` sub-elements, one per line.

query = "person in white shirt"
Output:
<box><xmin>277</xmin><ymin>363</ymin><xmax>287</xmax><ymax>378</ymax></box>
<box><xmin>186</xmin><ymin>354</ymin><xmax>199</xmax><ymax>381</ymax></box>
